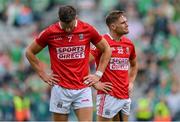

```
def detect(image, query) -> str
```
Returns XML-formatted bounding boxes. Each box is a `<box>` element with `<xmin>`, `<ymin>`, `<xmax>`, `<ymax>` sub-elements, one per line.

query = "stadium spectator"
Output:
<box><xmin>166</xmin><ymin>81</ymin><xmax>180</xmax><ymax>121</ymax></box>
<box><xmin>135</xmin><ymin>89</ymin><xmax>154</xmax><ymax>121</ymax></box>
<box><xmin>154</xmin><ymin>97</ymin><xmax>171</xmax><ymax>121</ymax></box>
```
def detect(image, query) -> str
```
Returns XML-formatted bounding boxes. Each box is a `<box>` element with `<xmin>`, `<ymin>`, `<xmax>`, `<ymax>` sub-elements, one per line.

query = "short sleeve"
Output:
<box><xmin>35</xmin><ymin>28</ymin><xmax>50</xmax><ymax>48</ymax></box>
<box><xmin>89</xmin><ymin>26</ymin><xmax>102</xmax><ymax>45</ymax></box>
<box><xmin>90</xmin><ymin>45</ymin><xmax>101</xmax><ymax>58</ymax></box>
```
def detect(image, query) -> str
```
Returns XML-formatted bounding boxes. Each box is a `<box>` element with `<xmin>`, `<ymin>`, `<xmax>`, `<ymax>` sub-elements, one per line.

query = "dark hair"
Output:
<box><xmin>106</xmin><ymin>10</ymin><xmax>124</xmax><ymax>27</ymax></box>
<box><xmin>58</xmin><ymin>5</ymin><xmax>76</xmax><ymax>23</ymax></box>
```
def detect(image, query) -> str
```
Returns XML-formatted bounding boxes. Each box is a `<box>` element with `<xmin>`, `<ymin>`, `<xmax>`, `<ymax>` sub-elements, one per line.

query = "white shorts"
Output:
<box><xmin>96</xmin><ymin>94</ymin><xmax>131</xmax><ymax>118</ymax></box>
<box><xmin>49</xmin><ymin>85</ymin><xmax>93</xmax><ymax>114</ymax></box>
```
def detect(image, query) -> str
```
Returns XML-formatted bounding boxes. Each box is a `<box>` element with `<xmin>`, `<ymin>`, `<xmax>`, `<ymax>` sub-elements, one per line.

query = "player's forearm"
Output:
<box><xmin>129</xmin><ymin>63</ymin><xmax>138</xmax><ymax>83</ymax></box>
<box><xmin>25</xmin><ymin>49</ymin><xmax>46</xmax><ymax>76</ymax></box>
<box><xmin>96</xmin><ymin>46</ymin><xmax>111</xmax><ymax>73</ymax></box>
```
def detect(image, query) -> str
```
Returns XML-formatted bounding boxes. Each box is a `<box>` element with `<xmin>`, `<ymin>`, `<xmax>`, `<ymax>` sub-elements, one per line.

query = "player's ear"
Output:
<box><xmin>110</xmin><ymin>23</ymin><xmax>116</xmax><ymax>30</ymax></box>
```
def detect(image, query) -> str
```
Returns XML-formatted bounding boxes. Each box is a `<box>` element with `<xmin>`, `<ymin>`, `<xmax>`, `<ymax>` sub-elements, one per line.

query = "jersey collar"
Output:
<box><xmin>106</xmin><ymin>33</ymin><xmax>122</xmax><ymax>42</ymax></box>
<box><xmin>59</xmin><ymin>20</ymin><xmax>78</xmax><ymax>30</ymax></box>
<box><xmin>107</xmin><ymin>33</ymin><xmax>113</xmax><ymax>40</ymax></box>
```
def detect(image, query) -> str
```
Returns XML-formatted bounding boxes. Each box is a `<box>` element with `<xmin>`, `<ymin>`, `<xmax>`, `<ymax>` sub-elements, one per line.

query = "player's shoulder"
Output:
<box><xmin>102</xmin><ymin>34</ymin><xmax>109</xmax><ymax>39</ymax></box>
<box><xmin>37</xmin><ymin>23</ymin><xmax>57</xmax><ymax>37</ymax></box>
<box><xmin>121</xmin><ymin>36</ymin><xmax>134</xmax><ymax>44</ymax></box>
<box><xmin>102</xmin><ymin>34</ymin><xmax>114</xmax><ymax>43</ymax></box>
<box><xmin>77</xmin><ymin>20</ymin><xmax>94</xmax><ymax>30</ymax></box>
<box><xmin>78</xmin><ymin>20</ymin><xmax>90</xmax><ymax>26</ymax></box>
<box><xmin>45</xmin><ymin>21</ymin><xmax>61</xmax><ymax>32</ymax></box>
<box><xmin>47</xmin><ymin>21</ymin><xmax>60</xmax><ymax>31</ymax></box>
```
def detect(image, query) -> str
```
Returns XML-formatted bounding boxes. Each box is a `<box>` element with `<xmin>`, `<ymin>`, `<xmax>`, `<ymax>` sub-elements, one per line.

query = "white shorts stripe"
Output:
<box><xmin>98</xmin><ymin>94</ymin><xmax>106</xmax><ymax>116</ymax></box>
<box><xmin>96</xmin><ymin>94</ymin><xmax>131</xmax><ymax>118</ymax></box>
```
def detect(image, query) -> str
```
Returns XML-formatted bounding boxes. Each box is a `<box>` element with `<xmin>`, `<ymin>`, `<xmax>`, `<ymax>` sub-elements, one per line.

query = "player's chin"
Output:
<box><xmin>124</xmin><ymin>31</ymin><xmax>129</xmax><ymax>34</ymax></box>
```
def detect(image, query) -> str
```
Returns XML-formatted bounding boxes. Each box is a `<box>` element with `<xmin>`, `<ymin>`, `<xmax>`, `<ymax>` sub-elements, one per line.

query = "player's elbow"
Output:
<box><xmin>105</xmin><ymin>45</ymin><xmax>112</xmax><ymax>57</ymax></box>
<box><xmin>131</xmin><ymin>60</ymin><xmax>138</xmax><ymax>73</ymax></box>
<box><xmin>25</xmin><ymin>47</ymin><xmax>32</xmax><ymax>59</ymax></box>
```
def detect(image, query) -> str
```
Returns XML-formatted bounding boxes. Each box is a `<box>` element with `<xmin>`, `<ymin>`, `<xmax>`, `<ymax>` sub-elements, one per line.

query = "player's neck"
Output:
<box><xmin>109</xmin><ymin>32</ymin><xmax>122</xmax><ymax>42</ymax></box>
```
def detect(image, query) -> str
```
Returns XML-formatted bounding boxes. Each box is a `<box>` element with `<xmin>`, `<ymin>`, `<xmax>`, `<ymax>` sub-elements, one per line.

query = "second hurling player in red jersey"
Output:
<box><xmin>90</xmin><ymin>11</ymin><xmax>138</xmax><ymax>121</ymax></box>
<box><xmin>92</xmin><ymin>34</ymin><xmax>136</xmax><ymax>98</ymax></box>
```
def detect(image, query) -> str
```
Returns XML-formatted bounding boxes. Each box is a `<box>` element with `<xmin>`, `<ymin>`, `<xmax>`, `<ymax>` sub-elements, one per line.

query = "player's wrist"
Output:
<box><xmin>38</xmin><ymin>71</ymin><xmax>45</xmax><ymax>77</ymax></box>
<box><xmin>92</xmin><ymin>81</ymin><xmax>100</xmax><ymax>89</ymax></box>
<box><xmin>92</xmin><ymin>80</ymin><xmax>100</xmax><ymax>86</ymax></box>
<box><xmin>95</xmin><ymin>70</ymin><xmax>103</xmax><ymax>78</ymax></box>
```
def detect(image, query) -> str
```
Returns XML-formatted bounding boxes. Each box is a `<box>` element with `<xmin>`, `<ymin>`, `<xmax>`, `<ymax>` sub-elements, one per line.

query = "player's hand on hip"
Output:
<box><xmin>39</xmin><ymin>72</ymin><xmax>60</xmax><ymax>86</ymax></box>
<box><xmin>93</xmin><ymin>82</ymin><xmax>112</xmax><ymax>93</ymax></box>
<box><xmin>83</xmin><ymin>74</ymin><xmax>100</xmax><ymax>86</ymax></box>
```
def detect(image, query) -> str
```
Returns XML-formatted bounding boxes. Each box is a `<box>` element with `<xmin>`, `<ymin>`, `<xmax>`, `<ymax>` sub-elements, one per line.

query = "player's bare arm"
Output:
<box><xmin>25</xmin><ymin>41</ymin><xmax>59</xmax><ymax>86</ymax></box>
<box><xmin>129</xmin><ymin>57</ymin><xmax>138</xmax><ymax>93</ymax></box>
<box><xmin>84</xmin><ymin>38</ymin><xmax>111</xmax><ymax>86</ymax></box>
<box><xmin>95</xmin><ymin>38</ymin><xmax>111</xmax><ymax>73</ymax></box>
<box><xmin>89</xmin><ymin>52</ymin><xmax>95</xmax><ymax>63</ymax></box>
<box><xmin>89</xmin><ymin>53</ymin><xmax>113</xmax><ymax>92</ymax></box>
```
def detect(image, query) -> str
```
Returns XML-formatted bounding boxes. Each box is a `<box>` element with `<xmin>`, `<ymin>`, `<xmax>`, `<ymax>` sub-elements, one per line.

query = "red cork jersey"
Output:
<box><xmin>35</xmin><ymin>20</ymin><xmax>102</xmax><ymax>89</ymax></box>
<box><xmin>91</xmin><ymin>34</ymin><xmax>136</xmax><ymax>98</ymax></box>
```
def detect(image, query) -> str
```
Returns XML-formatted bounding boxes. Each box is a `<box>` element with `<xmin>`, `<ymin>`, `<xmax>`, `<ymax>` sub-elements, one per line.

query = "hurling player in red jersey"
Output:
<box><xmin>90</xmin><ymin>10</ymin><xmax>138</xmax><ymax>121</ymax></box>
<box><xmin>25</xmin><ymin>5</ymin><xmax>111</xmax><ymax>121</ymax></box>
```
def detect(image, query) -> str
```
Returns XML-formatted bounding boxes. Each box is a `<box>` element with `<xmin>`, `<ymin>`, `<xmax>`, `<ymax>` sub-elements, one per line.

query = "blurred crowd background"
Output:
<box><xmin>0</xmin><ymin>0</ymin><xmax>180</xmax><ymax>121</ymax></box>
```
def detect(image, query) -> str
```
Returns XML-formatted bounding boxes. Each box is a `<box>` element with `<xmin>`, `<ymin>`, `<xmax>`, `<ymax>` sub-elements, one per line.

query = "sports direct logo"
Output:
<box><xmin>110</xmin><ymin>58</ymin><xmax>129</xmax><ymax>70</ymax></box>
<box><xmin>56</xmin><ymin>45</ymin><xmax>85</xmax><ymax>60</ymax></box>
